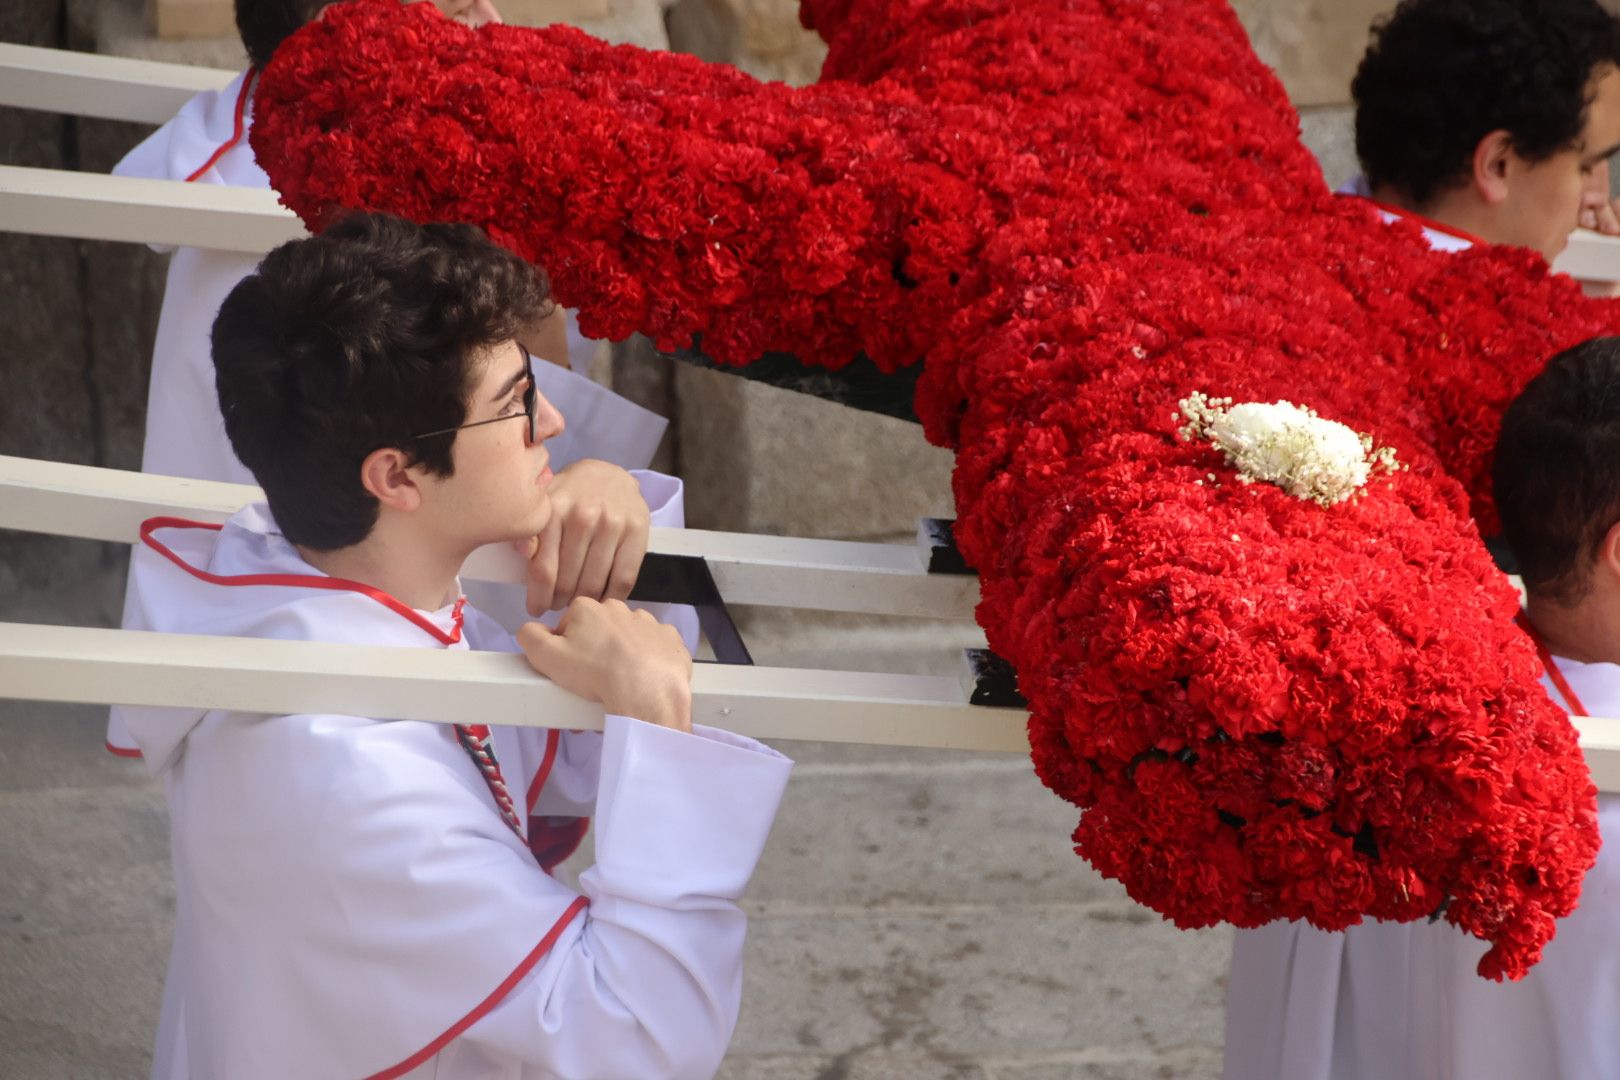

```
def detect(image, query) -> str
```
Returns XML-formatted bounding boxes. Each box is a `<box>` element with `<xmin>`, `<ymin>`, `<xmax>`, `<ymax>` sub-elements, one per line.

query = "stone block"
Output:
<box><xmin>563</xmin><ymin>0</ymin><xmax>670</xmax><ymax>48</ymax></box>
<box><xmin>666</xmin><ymin>0</ymin><xmax>827</xmax><ymax>86</ymax></box>
<box><xmin>0</xmin><ymin>928</ymin><xmax>168</xmax><ymax>1078</ymax></box>
<box><xmin>718</xmin><ymin>1054</ymin><xmax>988</xmax><ymax>1079</ymax></box>
<box><xmin>152</xmin><ymin>0</ymin><xmax>234</xmax><ymax>40</ymax></box>
<box><xmin>1229</xmin><ymin>0</ymin><xmax>1394</xmax><ymax>108</ymax></box>
<box><xmin>992</xmin><ymin>1054</ymin><xmax>1222</xmax><ymax>1079</ymax></box>
<box><xmin>746</xmin><ymin>760</ymin><xmax>1120</xmax><ymax>909</ymax></box>
<box><xmin>1299</xmin><ymin>104</ymin><xmax>1357</xmax><ymax>192</ymax></box>
<box><xmin>0</xmin><ymin>702</ymin><xmax>155</xmax><ymax>793</ymax></box>
<box><xmin>502</xmin><ymin>0</ymin><xmax>613</xmax><ymax>25</ymax></box>
<box><xmin>0</xmin><ymin>786</ymin><xmax>173</xmax><ymax>937</ymax></box>
<box><xmin>674</xmin><ymin>363</ymin><xmax>956</xmax><ymax>538</ymax></box>
<box><xmin>730</xmin><ymin>909</ymin><xmax>1230</xmax><ymax>1061</ymax></box>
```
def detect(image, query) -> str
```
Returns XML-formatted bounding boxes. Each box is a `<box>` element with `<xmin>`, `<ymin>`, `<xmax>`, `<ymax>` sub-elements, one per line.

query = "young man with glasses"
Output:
<box><xmin>114</xmin><ymin>212</ymin><xmax>793</xmax><ymax>1079</ymax></box>
<box><xmin>105</xmin><ymin>0</ymin><xmax>672</xmax><ymax>756</ymax></box>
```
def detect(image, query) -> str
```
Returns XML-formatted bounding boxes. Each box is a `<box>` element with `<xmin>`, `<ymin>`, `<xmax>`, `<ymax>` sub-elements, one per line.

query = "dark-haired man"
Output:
<box><xmin>116</xmin><ymin>211</ymin><xmax>792</xmax><ymax>1078</ymax></box>
<box><xmin>1390</xmin><ymin>336</ymin><xmax>1620</xmax><ymax>1080</ymax></box>
<box><xmin>107</xmin><ymin>0</ymin><xmax>672</xmax><ymax>756</ymax></box>
<box><xmin>1342</xmin><ymin>0</ymin><xmax>1620</xmax><ymax>261</ymax></box>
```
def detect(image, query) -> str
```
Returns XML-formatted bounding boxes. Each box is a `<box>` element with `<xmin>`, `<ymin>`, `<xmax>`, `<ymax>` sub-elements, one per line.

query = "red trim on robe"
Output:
<box><xmin>361</xmin><ymin>896</ymin><xmax>590</xmax><ymax>1080</ymax></box>
<box><xmin>1358</xmin><ymin>195</ymin><xmax>1487</xmax><ymax>248</ymax></box>
<box><xmin>104</xmin><ymin>740</ymin><xmax>143</xmax><ymax>759</ymax></box>
<box><xmin>524</xmin><ymin>728</ymin><xmax>591</xmax><ymax>871</ymax></box>
<box><xmin>530</xmin><ymin>818</ymin><xmax>592</xmax><ymax>874</ymax></box>
<box><xmin>1517</xmin><ymin>612</ymin><xmax>1591</xmax><ymax>717</ymax></box>
<box><xmin>526</xmin><ymin>729</ymin><xmax>561</xmax><ymax>814</ymax></box>
<box><xmin>183</xmin><ymin>71</ymin><xmax>255</xmax><ymax>183</ymax></box>
<box><xmin>139</xmin><ymin>517</ymin><xmax>465</xmax><ymax>645</ymax></box>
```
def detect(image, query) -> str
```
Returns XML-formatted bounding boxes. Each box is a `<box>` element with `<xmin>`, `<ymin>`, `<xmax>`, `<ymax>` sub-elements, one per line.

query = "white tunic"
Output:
<box><xmin>1225</xmin><ymin>659</ymin><xmax>1620</xmax><ymax>1080</ymax></box>
<box><xmin>115</xmin><ymin>497</ymin><xmax>791</xmax><ymax>1079</ymax></box>
<box><xmin>109</xmin><ymin>75</ymin><xmax>672</xmax><ymax>752</ymax></box>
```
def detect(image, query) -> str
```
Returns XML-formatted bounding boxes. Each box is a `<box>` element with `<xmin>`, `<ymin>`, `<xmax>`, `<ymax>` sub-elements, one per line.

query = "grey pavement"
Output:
<box><xmin>0</xmin><ymin>607</ymin><xmax>1229</xmax><ymax>1079</ymax></box>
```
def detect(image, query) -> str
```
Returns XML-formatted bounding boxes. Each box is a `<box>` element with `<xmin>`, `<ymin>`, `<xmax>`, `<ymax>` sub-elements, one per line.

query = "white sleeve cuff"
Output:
<box><xmin>630</xmin><ymin>470</ymin><xmax>686</xmax><ymax>528</ymax></box>
<box><xmin>589</xmin><ymin>714</ymin><xmax>793</xmax><ymax>903</ymax></box>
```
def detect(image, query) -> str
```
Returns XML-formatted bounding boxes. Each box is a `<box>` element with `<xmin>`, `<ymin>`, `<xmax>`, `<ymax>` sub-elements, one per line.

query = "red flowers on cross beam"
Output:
<box><xmin>252</xmin><ymin>0</ymin><xmax>1620</xmax><ymax>979</ymax></box>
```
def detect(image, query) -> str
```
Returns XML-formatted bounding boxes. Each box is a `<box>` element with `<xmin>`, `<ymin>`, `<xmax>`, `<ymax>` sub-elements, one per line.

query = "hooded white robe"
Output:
<box><xmin>115</xmin><ymin>497</ymin><xmax>791</xmax><ymax>1080</ymax></box>
<box><xmin>109</xmin><ymin>73</ymin><xmax>676</xmax><ymax>753</ymax></box>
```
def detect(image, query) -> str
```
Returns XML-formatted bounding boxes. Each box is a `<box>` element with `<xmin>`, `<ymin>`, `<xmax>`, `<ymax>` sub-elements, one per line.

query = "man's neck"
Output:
<box><xmin>1369</xmin><ymin>182</ymin><xmax>1493</xmax><ymax>243</ymax></box>
<box><xmin>296</xmin><ymin>527</ymin><xmax>467</xmax><ymax>613</ymax></box>
<box><xmin>1524</xmin><ymin>591</ymin><xmax>1620</xmax><ymax>666</ymax></box>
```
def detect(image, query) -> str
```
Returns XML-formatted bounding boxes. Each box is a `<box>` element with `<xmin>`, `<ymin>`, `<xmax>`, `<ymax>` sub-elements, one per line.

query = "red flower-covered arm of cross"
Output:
<box><xmin>252</xmin><ymin>0</ymin><xmax>1620</xmax><ymax>979</ymax></box>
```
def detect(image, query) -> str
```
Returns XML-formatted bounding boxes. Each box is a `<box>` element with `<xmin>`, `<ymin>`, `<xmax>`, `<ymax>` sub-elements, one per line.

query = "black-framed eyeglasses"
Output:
<box><xmin>413</xmin><ymin>363</ymin><xmax>538</xmax><ymax>445</ymax></box>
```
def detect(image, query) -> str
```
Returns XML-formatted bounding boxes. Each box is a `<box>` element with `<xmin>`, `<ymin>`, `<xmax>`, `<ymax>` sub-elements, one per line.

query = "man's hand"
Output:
<box><xmin>1579</xmin><ymin>161</ymin><xmax>1620</xmax><ymax>234</ymax></box>
<box><xmin>1580</xmin><ymin>197</ymin><xmax>1620</xmax><ymax>235</ymax></box>
<box><xmin>518</xmin><ymin>459</ymin><xmax>649</xmax><ymax>615</ymax></box>
<box><xmin>518</xmin><ymin>599</ymin><xmax>693</xmax><ymax>732</ymax></box>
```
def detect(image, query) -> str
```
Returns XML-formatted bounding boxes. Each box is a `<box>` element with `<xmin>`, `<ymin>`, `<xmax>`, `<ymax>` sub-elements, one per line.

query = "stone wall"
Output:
<box><xmin>0</xmin><ymin>0</ymin><xmax>168</xmax><ymax>628</ymax></box>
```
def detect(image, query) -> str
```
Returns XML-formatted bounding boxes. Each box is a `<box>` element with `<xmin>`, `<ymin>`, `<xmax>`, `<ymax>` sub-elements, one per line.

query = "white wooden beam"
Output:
<box><xmin>0</xmin><ymin>165</ymin><xmax>301</xmax><ymax>253</ymax></box>
<box><xmin>1553</xmin><ymin>230</ymin><xmax>1620</xmax><ymax>295</ymax></box>
<box><xmin>0</xmin><ymin>622</ymin><xmax>1030</xmax><ymax>753</ymax></box>
<box><xmin>1574</xmin><ymin>714</ymin><xmax>1620</xmax><ymax>796</ymax></box>
<box><xmin>0</xmin><ymin>43</ymin><xmax>234</xmax><ymax>126</ymax></box>
<box><xmin>0</xmin><ymin>455</ymin><xmax>980</xmax><ymax>619</ymax></box>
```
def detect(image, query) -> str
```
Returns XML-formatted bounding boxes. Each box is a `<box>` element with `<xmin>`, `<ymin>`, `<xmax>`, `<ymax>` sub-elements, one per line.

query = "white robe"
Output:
<box><xmin>115</xmin><ymin>497</ymin><xmax>791</xmax><ymax>1079</ymax></box>
<box><xmin>109</xmin><ymin>74</ymin><xmax>672</xmax><ymax>752</ymax></box>
<box><xmin>1225</xmin><ymin>659</ymin><xmax>1620</xmax><ymax>1080</ymax></box>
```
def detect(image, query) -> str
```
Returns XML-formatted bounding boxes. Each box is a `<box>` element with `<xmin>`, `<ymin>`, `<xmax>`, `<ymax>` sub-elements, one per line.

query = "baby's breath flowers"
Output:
<box><xmin>1178</xmin><ymin>392</ymin><xmax>1401</xmax><ymax>507</ymax></box>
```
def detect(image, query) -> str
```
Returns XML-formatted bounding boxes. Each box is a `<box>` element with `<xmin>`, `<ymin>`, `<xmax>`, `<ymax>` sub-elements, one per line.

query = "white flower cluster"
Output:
<box><xmin>1177</xmin><ymin>391</ymin><xmax>1400</xmax><ymax>507</ymax></box>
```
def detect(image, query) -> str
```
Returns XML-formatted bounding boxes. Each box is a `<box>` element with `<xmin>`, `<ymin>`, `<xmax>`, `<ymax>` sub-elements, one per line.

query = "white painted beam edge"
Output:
<box><xmin>0</xmin><ymin>165</ymin><xmax>301</xmax><ymax>254</ymax></box>
<box><xmin>0</xmin><ymin>455</ymin><xmax>980</xmax><ymax>619</ymax></box>
<box><xmin>0</xmin><ymin>43</ymin><xmax>235</xmax><ymax>125</ymax></box>
<box><xmin>0</xmin><ymin>622</ymin><xmax>1030</xmax><ymax>754</ymax></box>
<box><xmin>1554</xmin><ymin>229</ymin><xmax>1620</xmax><ymax>282</ymax></box>
<box><xmin>1572</xmin><ymin>715</ymin><xmax>1620</xmax><ymax>796</ymax></box>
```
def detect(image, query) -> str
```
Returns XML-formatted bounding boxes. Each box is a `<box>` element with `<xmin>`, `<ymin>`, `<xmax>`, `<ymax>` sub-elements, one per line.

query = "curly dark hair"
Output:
<box><xmin>1495</xmin><ymin>337</ymin><xmax>1620</xmax><ymax>604</ymax></box>
<box><xmin>1353</xmin><ymin>0</ymin><xmax>1620</xmax><ymax>208</ymax></box>
<box><xmin>212</xmin><ymin>212</ymin><xmax>550</xmax><ymax>550</ymax></box>
<box><xmin>234</xmin><ymin>0</ymin><xmax>325</xmax><ymax>69</ymax></box>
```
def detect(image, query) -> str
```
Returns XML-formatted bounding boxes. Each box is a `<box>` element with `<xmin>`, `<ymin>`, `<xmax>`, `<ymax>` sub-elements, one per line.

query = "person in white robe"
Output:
<box><xmin>1225</xmin><ymin>3</ymin><xmax>1620</xmax><ymax>1077</ymax></box>
<box><xmin>108</xmin><ymin>0</ymin><xmax>676</xmax><ymax>755</ymax></box>
<box><xmin>115</xmin><ymin>211</ymin><xmax>791</xmax><ymax>1079</ymax></box>
<box><xmin>1405</xmin><ymin>337</ymin><xmax>1620</xmax><ymax>1080</ymax></box>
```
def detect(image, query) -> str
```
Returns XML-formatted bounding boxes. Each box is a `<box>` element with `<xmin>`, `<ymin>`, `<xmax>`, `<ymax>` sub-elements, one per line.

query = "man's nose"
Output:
<box><xmin>534</xmin><ymin>391</ymin><xmax>565</xmax><ymax>443</ymax></box>
<box><xmin>1584</xmin><ymin>159</ymin><xmax>1613</xmax><ymax>204</ymax></box>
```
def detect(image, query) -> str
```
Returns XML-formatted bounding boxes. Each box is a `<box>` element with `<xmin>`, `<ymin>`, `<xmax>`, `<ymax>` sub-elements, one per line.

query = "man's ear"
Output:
<box><xmin>359</xmin><ymin>447</ymin><xmax>424</xmax><ymax>512</ymax></box>
<box><xmin>1597</xmin><ymin>519</ymin><xmax>1620</xmax><ymax>587</ymax></box>
<box><xmin>1472</xmin><ymin>129</ymin><xmax>1516</xmax><ymax>206</ymax></box>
